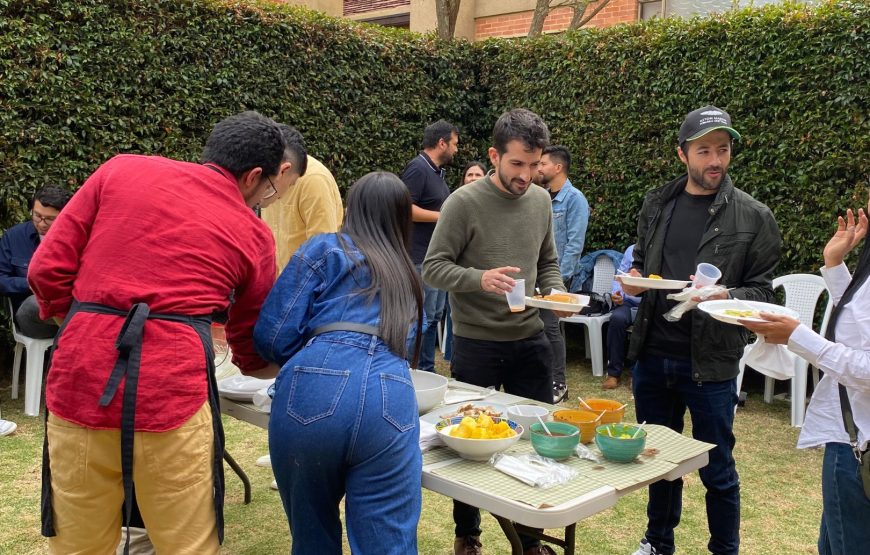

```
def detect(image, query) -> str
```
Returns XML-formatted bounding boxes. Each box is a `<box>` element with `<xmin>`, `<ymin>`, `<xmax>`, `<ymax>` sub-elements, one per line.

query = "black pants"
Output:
<box><xmin>450</xmin><ymin>332</ymin><xmax>553</xmax><ymax>550</ymax></box>
<box><xmin>539</xmin><ymin>309</ymin><xmax>566</xmax><ymax>385</ymax></box>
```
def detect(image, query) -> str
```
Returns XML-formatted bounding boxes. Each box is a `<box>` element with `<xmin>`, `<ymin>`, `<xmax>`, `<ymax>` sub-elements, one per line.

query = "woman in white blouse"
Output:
<box><xmin>743</xmin><ymin>197</ymin><xmax>869</xmax><ymax>555</ymax></box>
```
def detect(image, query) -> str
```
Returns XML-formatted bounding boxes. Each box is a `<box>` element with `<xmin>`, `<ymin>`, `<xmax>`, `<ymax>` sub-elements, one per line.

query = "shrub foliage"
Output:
<box><xmin>0</xmin><ymin>0</ymin><xmax>867</xmax><ymax>278</ymax></box>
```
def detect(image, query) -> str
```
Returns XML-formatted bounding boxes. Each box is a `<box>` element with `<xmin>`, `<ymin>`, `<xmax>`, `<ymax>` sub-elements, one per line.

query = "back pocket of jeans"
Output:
<box><xmin>286</xmin><ymin>366</ymin><xmax>351</xmax><ymax>425</ymax></box>
<box><xmin>381</xmin><ymin>373</ymin><xmax>416</xmax><ymax>433</ymax></box>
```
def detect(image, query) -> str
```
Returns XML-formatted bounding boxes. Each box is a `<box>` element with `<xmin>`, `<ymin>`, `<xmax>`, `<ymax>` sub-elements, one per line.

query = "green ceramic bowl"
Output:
<box><xmin>595</xmin><ymin>423</ymin><xmax>647</xmax><ymax>462</ymax></box>
<box><xmin>529</xmin><ymin>421</ymin><xmax>580</xmax><ymax>460</ymax></box>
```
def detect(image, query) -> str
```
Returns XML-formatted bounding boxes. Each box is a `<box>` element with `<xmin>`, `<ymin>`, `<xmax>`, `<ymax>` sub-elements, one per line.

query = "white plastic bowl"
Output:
<box><xmin>436</xmin><ymin>416</ymin><xmax>523</xmax><ymax>461</ymax></box>
<box><xmin>411</xmin><ymin>369</ymin><xmax>448</xmax><ymax>414</ymax></box>
<box><xmin>506</xmin><ymin>404</ymin><xmax>551</xmax><ymax>439</ymax></box>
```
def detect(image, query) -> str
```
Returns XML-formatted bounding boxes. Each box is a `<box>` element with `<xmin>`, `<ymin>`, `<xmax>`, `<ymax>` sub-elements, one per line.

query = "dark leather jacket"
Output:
<box><xmin>628</xmin><ymin>174</ymin><xmax>782</xmax><ymax>381</ymax></box>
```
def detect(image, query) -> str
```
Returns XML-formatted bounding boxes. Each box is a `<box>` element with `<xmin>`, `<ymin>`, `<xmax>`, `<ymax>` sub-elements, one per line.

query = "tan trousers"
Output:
<box><xmin>47</xmin><ymin>403</ymin><xmax>219</xmax><ymax>555</ymax></box>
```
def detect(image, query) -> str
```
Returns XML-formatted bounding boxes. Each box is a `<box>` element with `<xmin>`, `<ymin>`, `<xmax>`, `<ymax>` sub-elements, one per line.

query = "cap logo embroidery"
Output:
<box><xmin>700</xmin><ymin>110</ymin><xmax>723</xmax><ymax>116</ymax></box>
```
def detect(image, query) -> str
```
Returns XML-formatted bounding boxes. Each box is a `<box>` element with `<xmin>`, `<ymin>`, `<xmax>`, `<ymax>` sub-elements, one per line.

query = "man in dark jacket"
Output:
<box><xmin>620</xmin><ymin>106</ymin><xmax>781</xmax><ymax>555</ymax></box>
<box><xmin>0</xmin><ymin>185</ymin><xmax>72</xmax><ymax>338</ymax></box>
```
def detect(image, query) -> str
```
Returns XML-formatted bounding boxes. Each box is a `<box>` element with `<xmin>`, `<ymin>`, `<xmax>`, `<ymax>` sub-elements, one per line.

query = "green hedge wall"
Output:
<box><xmin>478</xmin><ymin>1</ymin><xmax>869</xmax><ymax>272</ymax></box>
<box><xmin>0</xmin><ymin>0</ymin><xmax>867</xmax><ymax>276</ymax></box>
<box><xmin>0</xmin><ymin>0</ymin><xmax>485</xmax><ymax>225</ymax></box>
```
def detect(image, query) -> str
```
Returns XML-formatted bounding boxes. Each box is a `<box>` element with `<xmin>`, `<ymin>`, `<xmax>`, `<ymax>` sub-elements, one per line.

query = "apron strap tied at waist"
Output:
<box><xmin>99</xmin><ymin>302</ymin><xmax>151</xmax><ymax>407</ymax></box>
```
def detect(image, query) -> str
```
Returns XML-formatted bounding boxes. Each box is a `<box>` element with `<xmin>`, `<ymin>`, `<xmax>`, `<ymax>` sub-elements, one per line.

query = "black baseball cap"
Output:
<box><xmin>678</xmin><ymin>106</ymin><xmax>741</xmax><ymax>145</ymax></box>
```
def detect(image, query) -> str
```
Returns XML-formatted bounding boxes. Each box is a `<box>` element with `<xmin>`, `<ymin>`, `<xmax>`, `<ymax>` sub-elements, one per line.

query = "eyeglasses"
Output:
<box><xmin>262</xmin><ymin>176</ymin><xmax>278</xmax><ymax>200</ymax></box>
<box><xmin>31</xmin><ymin>211</ymin><xmax>57</xmax><ymax>225</ymax></box>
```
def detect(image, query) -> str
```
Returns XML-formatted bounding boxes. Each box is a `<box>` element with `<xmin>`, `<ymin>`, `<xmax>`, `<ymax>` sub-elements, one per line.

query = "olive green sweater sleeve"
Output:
<box><xmin>423</xmin><ymin>177</ymin><xmax>562</xmax><ymax>342</ymax></box>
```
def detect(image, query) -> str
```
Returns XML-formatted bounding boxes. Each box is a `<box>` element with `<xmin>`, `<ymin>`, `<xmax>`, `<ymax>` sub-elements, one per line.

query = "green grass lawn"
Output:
<box><xmin>0</xmin><ymin>334</ymin><xmax>823</xmax><ymax>554</ymax></box>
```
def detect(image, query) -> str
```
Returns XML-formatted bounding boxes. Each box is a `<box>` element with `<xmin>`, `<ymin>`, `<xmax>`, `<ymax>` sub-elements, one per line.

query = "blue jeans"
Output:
<box><xmin>633</xmin><ymin>355</ymin><xmax>740</xmax><ymax>555</ymax></box>
<box><xmin>416</xmin><ymin>263</ymin><xmax>447</xmax><ymax>372</ymax></box>
<box><xmin>818</xmin><ymin>442</ymin><xmax>870</xmax><ymax>555</ymax></box>
<box><xmin>443</xmin><ymin>303</ymin><xmax>454</xmax><ymax>361</ymax></box>
<box><xmin>269</xmin><ymin>332</ymin><xmax>422</xmax><ymax>555</ymax></box>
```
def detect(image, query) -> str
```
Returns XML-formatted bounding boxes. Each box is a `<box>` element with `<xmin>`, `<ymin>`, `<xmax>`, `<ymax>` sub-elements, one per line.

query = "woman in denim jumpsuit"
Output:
<box><xmin>254</xmin><ymin>172</ymin><xmax>424</xmax><ymax>554</ymax></box>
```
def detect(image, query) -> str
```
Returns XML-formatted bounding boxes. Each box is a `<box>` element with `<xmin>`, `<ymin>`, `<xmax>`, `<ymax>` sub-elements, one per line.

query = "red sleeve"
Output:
<box><xmin>28</xmin><ymin>162</ymin><xmax>105</xmax><ymax>320</ymax></box>
<box><xmin>225</xmin><ymin>233</ymin><xmax>277</xmax><ymax>374</ymax></box>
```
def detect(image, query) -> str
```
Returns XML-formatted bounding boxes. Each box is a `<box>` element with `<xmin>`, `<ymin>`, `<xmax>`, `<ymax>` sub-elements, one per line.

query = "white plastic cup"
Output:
<box><xmin>506</xmin><ymin>278</ymin><xmax>526</xmax><ymax>312</ymax></box>
<box><xmin>694</xmin><ymin>263</ymin><xmax>722</xmax><ymax>287</ymax></box>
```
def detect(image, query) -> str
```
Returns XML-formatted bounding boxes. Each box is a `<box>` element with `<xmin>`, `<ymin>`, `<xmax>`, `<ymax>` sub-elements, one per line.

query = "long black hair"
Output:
<box><xmin>339</xmin><ymin>172</ymin><xmax>423</xmax><ymax>364</ymax></box>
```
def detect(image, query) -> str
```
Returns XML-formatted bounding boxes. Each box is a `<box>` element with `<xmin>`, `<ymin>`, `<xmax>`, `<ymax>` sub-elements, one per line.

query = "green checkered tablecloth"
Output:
<box><xmin>422</xmin><ymin>424</ymin><xmax>713</xmax><ymax>509</ymax></box>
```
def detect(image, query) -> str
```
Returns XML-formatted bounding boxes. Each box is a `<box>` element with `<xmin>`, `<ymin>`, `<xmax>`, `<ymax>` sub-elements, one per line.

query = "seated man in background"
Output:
<box><xmin>0</xmin><ymin>185</ymin><xmax>72</xmax><ymax>338</ymax></box>
<box><xmin>603</xmin><ymin>244</ymin><xmax>640</xmax><ymax>389</ymax></box>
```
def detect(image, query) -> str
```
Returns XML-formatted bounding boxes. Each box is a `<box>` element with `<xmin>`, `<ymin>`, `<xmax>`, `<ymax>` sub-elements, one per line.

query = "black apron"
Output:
<box><xmin>40</xmin><ymin>300</ymin><xmax>226</xmax><ymax>553</ymax></box>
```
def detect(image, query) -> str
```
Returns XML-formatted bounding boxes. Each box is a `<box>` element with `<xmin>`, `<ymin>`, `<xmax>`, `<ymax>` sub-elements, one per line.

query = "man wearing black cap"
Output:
<box><xmin>620</xmin><ymin>106</ymin><xmax>781</xmax><ymax>555</ymax></box>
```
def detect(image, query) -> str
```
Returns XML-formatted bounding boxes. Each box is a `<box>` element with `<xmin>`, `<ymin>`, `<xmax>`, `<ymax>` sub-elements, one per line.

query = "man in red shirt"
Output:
<box><xmin>28</xmin><ymin>111</ymin><xmax>287</xmax><ymax>555</ymax></box>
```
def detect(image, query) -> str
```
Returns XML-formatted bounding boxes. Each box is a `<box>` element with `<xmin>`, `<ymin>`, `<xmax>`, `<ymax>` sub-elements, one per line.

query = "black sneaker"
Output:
<box><xmin>552</xmin><ymin>382</ymin><xmax>568</xmax><ymax>404</ymax></box>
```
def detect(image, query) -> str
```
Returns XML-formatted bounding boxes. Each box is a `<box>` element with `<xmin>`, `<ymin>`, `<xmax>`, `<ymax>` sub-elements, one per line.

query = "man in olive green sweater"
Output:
<box><xmin>423</xmin><ymin>109</ymin><xmax>567</xmax><ymax>555</ymax></box>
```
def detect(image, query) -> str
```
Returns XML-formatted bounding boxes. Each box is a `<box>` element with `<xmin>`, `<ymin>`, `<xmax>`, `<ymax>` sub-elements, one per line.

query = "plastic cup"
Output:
<box><xmin>694</xmin><ymin>263</ymin><xmax>722</xmax><ymax>287</ymax></box>
<box><xmin>505</xmin><ymin>278</ymin><xmax>526</xmax><ymax>312</ymax></box>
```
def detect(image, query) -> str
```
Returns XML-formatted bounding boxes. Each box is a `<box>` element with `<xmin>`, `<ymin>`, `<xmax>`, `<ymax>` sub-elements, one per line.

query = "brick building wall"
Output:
<box><xmin>475</xmin><ymin>0</ymin><xmax>637</xmax><ymax>39</ymax></box>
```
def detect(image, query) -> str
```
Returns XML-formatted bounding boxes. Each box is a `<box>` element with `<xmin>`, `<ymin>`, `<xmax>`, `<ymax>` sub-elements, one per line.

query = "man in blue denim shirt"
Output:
<box><xmin>0</xmin><ymin>185</ymin><xmax>72</xmax><ymax>338</ymax></box>
<box><xmin>536</xmin><ymin>145</ymin><xmax>589</xmax><ymax>402</ymax></box>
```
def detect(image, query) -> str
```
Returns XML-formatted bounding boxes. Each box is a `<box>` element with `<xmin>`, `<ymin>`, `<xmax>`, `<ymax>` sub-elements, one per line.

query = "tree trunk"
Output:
<box><xmin>528</xmin><ymin>0</ymin><xmax>551</xmax><ymax>38</ymax></box>
<box><xmin>569</xmin><ymin>0</ymin><xmax>610</xmax><ymax>29</ymax></box>
<box><xmin>436</xmin><ymin>0</ymin><xmax>462</xmax><ymax>40</ymax></box>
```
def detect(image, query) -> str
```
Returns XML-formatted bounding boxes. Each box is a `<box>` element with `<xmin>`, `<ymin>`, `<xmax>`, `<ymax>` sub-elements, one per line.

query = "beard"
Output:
<box><xmin>496</xmin><ymin>167</ymin><xmax>530</xmax><ymax>197</ymax></box>
<box><xmin>688</xmin><ymin>164</ymin><xmax>726</xmax><ymax>191</ymax></box>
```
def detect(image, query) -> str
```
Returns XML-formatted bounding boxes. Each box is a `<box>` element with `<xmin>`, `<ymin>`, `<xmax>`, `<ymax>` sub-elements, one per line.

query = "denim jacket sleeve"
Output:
<box><xmin>253</xmin><ymin>250</ymin><xmax>325</xmax><ymax>367</ymax></box>
<box><xmin>559</xmin><ymin>191</ymin><xmax>589</xmax><ymax>282</ymax></box>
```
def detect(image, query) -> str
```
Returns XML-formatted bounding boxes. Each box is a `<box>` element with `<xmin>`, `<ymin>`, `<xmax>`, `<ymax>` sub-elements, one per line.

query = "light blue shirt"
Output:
<box><xmin>551</xmin><ymin>179</ymin><xmax>589</xmax><ymax>283</ymax></box>
<box><xmin>611</xmin><ymin>244</ymin><xmax>641</xmax><ymax>308</ymax></box>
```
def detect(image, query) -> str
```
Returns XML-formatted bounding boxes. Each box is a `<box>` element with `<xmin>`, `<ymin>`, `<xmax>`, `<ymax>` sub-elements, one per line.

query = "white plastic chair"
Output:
<box><xmin>735</xmin><ymin>274</ymin><xmax>833</xmax><ymax>427</ymax></box>
<box><xmin>559</xmin><ymin>255</ymin><xmax>616</xmax><ymax>377</ymax></box>
<box><xmin>7</xmin><ymin>298</ymin><xmax>54</xmax><ymax>417</ymax></box>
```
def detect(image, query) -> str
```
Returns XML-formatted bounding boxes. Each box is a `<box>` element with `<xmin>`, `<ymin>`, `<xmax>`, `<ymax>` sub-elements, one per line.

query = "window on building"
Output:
<box><xmin>360</xmin><ymin>13</ymin><xmax>410</xmax><ymax>28</ymax></box>
<box><xmin>638</xmin><ymin>0</ymin><xmax>663</xmax><ymax>19</ymax></box>
<box><xmin>640</xmin><ymin>0</ymin><xmax>813</xmax><ymax>20</ymax></box>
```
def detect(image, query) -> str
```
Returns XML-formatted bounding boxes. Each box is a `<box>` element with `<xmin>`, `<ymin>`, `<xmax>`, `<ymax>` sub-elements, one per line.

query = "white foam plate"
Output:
<box><xmin>698</xmin><ymin>300</ymin><xmax>799</xmax><ymax>326</ymax></box>
<box><xmin>617</xmin><ymin>275</ymin><xmax>691</xmax><ymax>290</ymax></box>
<box><xmin>524</xmin><ymin>293</ymin><xmax>589</xmax><ymax>312</ymax></box>
<box><xmin>217</xmin><ymin>375</ymin><xmax>275</xmax><ymax>402</ymax></box>
<box><xmin>420</xmin><ymin>402</ymin><xmax>508</xmax><ymax>425</ymax></box>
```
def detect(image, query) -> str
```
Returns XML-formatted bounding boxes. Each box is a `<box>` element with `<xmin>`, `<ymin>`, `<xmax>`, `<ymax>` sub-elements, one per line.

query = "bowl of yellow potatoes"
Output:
<box><xmin>436</xmin><ymin>414</ymin><xmax>523</xmax><ymax>461</ymax></box>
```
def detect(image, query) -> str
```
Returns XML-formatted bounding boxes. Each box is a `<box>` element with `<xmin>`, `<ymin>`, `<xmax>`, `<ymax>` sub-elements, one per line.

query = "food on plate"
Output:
<box><xmin>449</xmin><ymin>414</ymin><xmax>516</xmax><ymax>439</ymax></box>
<box><xmin>532</xmin><ymin>293</ymin><xmax>578</xmax><ymax>304</ymax></box>
<box><xmin>722</xmin><ymin>309</ymin><xmax>760</xmax><ymax>318</ymax></box>
<box><xmin>647</xmin><ymin>274</ymin><xmax>663</xmax><ymax>280</ymax></box>
<box><xmin>440</xmin><ymin>403</ymin><xmax>503</xmax><ymax>420</ymax></box>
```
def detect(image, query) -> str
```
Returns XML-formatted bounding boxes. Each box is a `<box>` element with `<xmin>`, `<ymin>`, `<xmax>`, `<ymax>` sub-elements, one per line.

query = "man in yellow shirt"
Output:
<box><xmin>261</xmin><ymin>132</ymin><xmax>344</xmax><ymax>272</ymax></box>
